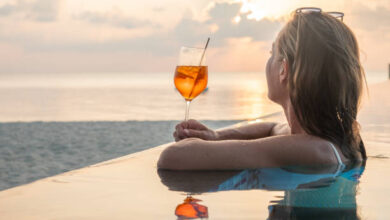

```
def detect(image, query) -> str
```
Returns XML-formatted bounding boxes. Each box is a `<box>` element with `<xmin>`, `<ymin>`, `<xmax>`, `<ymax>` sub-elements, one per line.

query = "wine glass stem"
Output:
<box><xmin>185</xmin><ymin>100</ymin><xmax>191</xmax><ymax>121</ymax></box>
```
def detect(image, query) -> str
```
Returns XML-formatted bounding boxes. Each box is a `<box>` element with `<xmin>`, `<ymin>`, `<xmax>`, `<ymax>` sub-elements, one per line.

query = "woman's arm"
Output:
<box><xmin>215</xmin><ymin>121</ymin><xmax>278</xmax><ymax>140</ymax></box>
<box><xmin>174</xmin><ymin>120</ymin><xmax>290</xmax><ymax>141</ymax></box>
<box><xmin>158</xmin><ymin>135</ymin><xmax>335</xmax><ymax>170</ymax></box>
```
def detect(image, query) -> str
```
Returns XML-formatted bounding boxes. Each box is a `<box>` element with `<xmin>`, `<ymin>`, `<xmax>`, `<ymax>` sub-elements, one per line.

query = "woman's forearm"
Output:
<box><xmin>215</xmin><ymin>122</ymin><xmax>277</xmax><ymax>140</ymax></box>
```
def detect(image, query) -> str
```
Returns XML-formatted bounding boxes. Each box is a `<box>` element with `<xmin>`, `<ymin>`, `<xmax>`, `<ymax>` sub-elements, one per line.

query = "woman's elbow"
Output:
<box><xmin>157</xmin><ymin>144</ymin><xmax>179</xmax><ymax>169</ymax></box>
<box><xmin>157</xmin><ymin>138</ymin><xmax>200</xmax><ymax>170</ymax></box>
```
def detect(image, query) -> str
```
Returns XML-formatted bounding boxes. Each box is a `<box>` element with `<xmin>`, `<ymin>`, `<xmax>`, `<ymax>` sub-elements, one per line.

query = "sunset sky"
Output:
<box><xmin>0</xmin><ymin>0</ymin><xmax>389</xmax><ymax>74</ymax></box>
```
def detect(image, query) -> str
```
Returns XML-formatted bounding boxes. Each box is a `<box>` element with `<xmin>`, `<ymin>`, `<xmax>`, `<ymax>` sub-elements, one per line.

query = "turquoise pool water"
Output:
<box><xmin>159</xmin><ymin>163</ymin><xmax>365</xmax><ymax>219</ymax></box>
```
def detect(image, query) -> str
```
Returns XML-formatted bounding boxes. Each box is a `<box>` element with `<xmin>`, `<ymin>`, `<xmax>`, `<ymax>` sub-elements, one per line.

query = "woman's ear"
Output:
<box><xmin>279</xmin><ymin>58</ymin><xmax>289</xmax><ymax>83</ymax></box>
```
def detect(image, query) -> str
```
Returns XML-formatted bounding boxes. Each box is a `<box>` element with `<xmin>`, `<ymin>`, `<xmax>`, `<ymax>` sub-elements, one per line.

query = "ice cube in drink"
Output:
<box><xmin>174</xmin><ymin>66</ymin><xmax>208</xmax><ymax>101</ymax></box>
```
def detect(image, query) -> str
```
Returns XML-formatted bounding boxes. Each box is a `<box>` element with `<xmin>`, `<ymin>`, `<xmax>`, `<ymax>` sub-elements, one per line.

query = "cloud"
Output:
<box><xmin>208</xmin><ymin>1</ymin><xmax>242</xmax><ymax>23</ymax></box>
<box><xmin>350</xmin><ymin>3</ymin><xmax>390</xmax><ymax>31</ymax></box>
<box><xmin>0</xmin><ymin>3</ymin><xmax>16</xmax><ymax>16</ymax></box>
<box><xmin>27</xmin><ymin>0</ymin><xmax>60</xmax><ymax>22</ymax></box>
<box><xmin>173</xmin><ymin>2</ymin><xmax>282</xmax><ymax>46</ymax></box>
<box><xmin>0</xmin><ymin>0</ymin><xmax>60</xmax><ymax>22</ymax></box>
<box><xmin>210</xmin><ymin>3</ymin><xmax>282</xmax><ymax>41</ymax></box>
<box><xmin>173</xmin><ymin>17</ymin><xmax>213</xmax><ymax>44</ymax></box>
<box><xmin>0</xmin><ymin>1</ymin><xmax>284</xmax><ymax>73</ymax></box>
<box><xmin>0</xmin><ymin>0</ymin><xmax>388</xmax><ymax>74</ymax></box>
<box><xmin>64</xmin><ymin>3</ymin><xmax>279</xmax><ymax>52</ymax></box>
<box><xmin>69</xmin><ymin>2</ymin><xmax>282</xmax><ymax>48</ymax></box>
<box><xmin>15</xmin><ymin>2</ymin><xmax>282</xmax><ymax>54</ymax></box>
<box><xmin>75</xmin><ymin>10</ymin><xmax>157</xmax><ymax>29</ymax></box>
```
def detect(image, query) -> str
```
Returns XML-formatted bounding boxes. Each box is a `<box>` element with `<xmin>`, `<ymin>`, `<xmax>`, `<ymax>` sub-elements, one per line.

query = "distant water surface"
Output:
<box><xmin>0</xmin><ymin>71</ymin><xmax>386</xmax><ymax>122</ymax></box>
<box><xmin>0</xmin><ymin>72</ymin><xmax>275</xmax><ymax>121</ymax></box>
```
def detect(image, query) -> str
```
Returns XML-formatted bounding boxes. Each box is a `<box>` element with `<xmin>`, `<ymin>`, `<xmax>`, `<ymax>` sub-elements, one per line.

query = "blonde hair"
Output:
<box><xmin>276</xmin><ymin>12</ymin><xmax>367</xmax><ymax>160</ymax></box>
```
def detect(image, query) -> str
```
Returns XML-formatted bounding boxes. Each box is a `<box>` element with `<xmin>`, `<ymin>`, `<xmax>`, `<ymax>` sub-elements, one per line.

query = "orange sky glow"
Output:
<box><xmin>0</xmin><ymin>0</ymin><xmax>389</xmax><ymax>74</ymax></box>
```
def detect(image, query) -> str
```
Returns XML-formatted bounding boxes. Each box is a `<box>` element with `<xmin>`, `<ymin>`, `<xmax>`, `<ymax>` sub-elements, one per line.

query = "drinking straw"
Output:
<box><xmin>198</xmin><ymin>37</ymin><xmax>210</xmax><ymax>66</ymax></box>
<box><xmin>188</xmin><ymin>37</ymin><xmax>210</xmax><ymax>99</ymax></box>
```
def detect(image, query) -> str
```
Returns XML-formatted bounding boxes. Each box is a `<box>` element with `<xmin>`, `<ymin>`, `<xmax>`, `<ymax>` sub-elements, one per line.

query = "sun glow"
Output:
<box><xmin>234</xmin><ymin>0</ymin><xmax>293</xmax><ymax>20</ymax></box>
<box><xmin>233</xmin><ymin>15</ymin><xmax>241</xmax><ymax>23</ymax></box>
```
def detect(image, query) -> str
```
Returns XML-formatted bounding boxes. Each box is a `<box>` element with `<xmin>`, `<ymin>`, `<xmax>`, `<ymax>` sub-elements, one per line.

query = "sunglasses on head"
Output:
<box><xmin>296</xmin><ymin>7</ymin><xmax>344</xmax><ymax>21</ymax></box>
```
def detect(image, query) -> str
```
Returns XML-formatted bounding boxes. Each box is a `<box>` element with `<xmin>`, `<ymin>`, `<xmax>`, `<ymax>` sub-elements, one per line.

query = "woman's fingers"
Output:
<box><xmin>174</xmin><ymin>128</ymin><xmax>192</xmax><ymax>141</ymax></box>
<box><xmin>176</xmin><ymin>126</ymin><xmax>187</xmax><ymax>140</ymax></box>
<box><xmin>175</xmin><ymin>123</ymin><xmax>184</xmax><ymax>130</ymax></box>
<box><xmin>175</xmin><ymin>119</ymin><xmax>208</xmax><ymax>131</ymax></box>
<box><xmin>173</xmin><ymin>119</ymin><xmax>215</xmax><ymax>141</ymax></box>
<box><xmin>173</xmin><ymin>131</ymin><xmax>180</xmax><ymax>142</ymax></box>
<box><xmin>187</xmin><ymin>119</ymin><xmax>208</xmax><ymax>130</ymax></box>
<box><xmin>185</xmin><ymin>129</ymin><xmax>208</xmax><ymax>140</ymax></box>
<box><xmin>178</xmin><ymin>129</ymin><xmax>213</xmax><ymax>140</ymax></box>
<box><xmin>173</xmin><ymin>128</ymin><xmax>204</xmax><ymax>141</ymax></box>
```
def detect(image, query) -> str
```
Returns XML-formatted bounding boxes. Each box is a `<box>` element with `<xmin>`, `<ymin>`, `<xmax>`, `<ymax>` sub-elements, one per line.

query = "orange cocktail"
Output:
<box><xmin>174</xmin><ymin>66</ymin><xmax>208</xmax><ymax>101</ymax></box>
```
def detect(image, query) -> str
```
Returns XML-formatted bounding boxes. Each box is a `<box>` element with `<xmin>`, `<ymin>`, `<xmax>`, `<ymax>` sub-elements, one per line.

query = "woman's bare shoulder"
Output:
<box><xmin>270</xmin><ymin>123</ymin><xmax>291</xmax><ymax>136</ymax></box>
<box><xmin>158</xmin><ymin>134</ymin><xmax>336</xmax><ymax>170</ymax></box>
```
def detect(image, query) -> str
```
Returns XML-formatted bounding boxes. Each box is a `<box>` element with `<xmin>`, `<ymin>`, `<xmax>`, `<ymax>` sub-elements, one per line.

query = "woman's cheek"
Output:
<box><xmin>265</xmin><ymin>57</ymin><xmax>274</xmax><ymax>100</ymax></box>
<box><xmin>265</xmin><ymin>57</ymin><xmax>271</xmax><ymax>76</ymax></box>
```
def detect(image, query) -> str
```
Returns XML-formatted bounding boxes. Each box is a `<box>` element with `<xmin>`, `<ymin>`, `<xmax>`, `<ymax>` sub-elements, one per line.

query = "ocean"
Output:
<box><xmin>0</xmin><ymin>72</ymin><xmax>281</xmax><ymax>121</ymax></box>
<box><xmin>0</xmin><ymin>71</ymin><xmax>387</xmax><ymax>190</ymax></box>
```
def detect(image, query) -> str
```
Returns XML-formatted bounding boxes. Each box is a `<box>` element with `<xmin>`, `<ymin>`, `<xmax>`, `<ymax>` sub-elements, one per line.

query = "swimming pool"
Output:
<box><xmin>0</xmin><ymin>82</ymin><xmax>389</xmax><ymax>219</ymax></box>
<box><xmin>1</xmin><ymin>131</ymin><xmax>388</xmax><ymax>219</ymax></box>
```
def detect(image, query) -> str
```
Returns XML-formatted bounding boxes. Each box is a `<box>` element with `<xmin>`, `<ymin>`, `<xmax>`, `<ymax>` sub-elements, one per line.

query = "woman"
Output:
<box><xmin>158</xmin><ymin>8</ymin><xmax>367</xmax><ymax>170</ymax></box>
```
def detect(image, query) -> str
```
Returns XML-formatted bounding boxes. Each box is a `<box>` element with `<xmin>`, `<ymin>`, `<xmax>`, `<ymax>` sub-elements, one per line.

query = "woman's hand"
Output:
<box><xmin>173</xmin><ymin>119</ymin><xmax>219</xmax><ymax>142</ymax></box>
